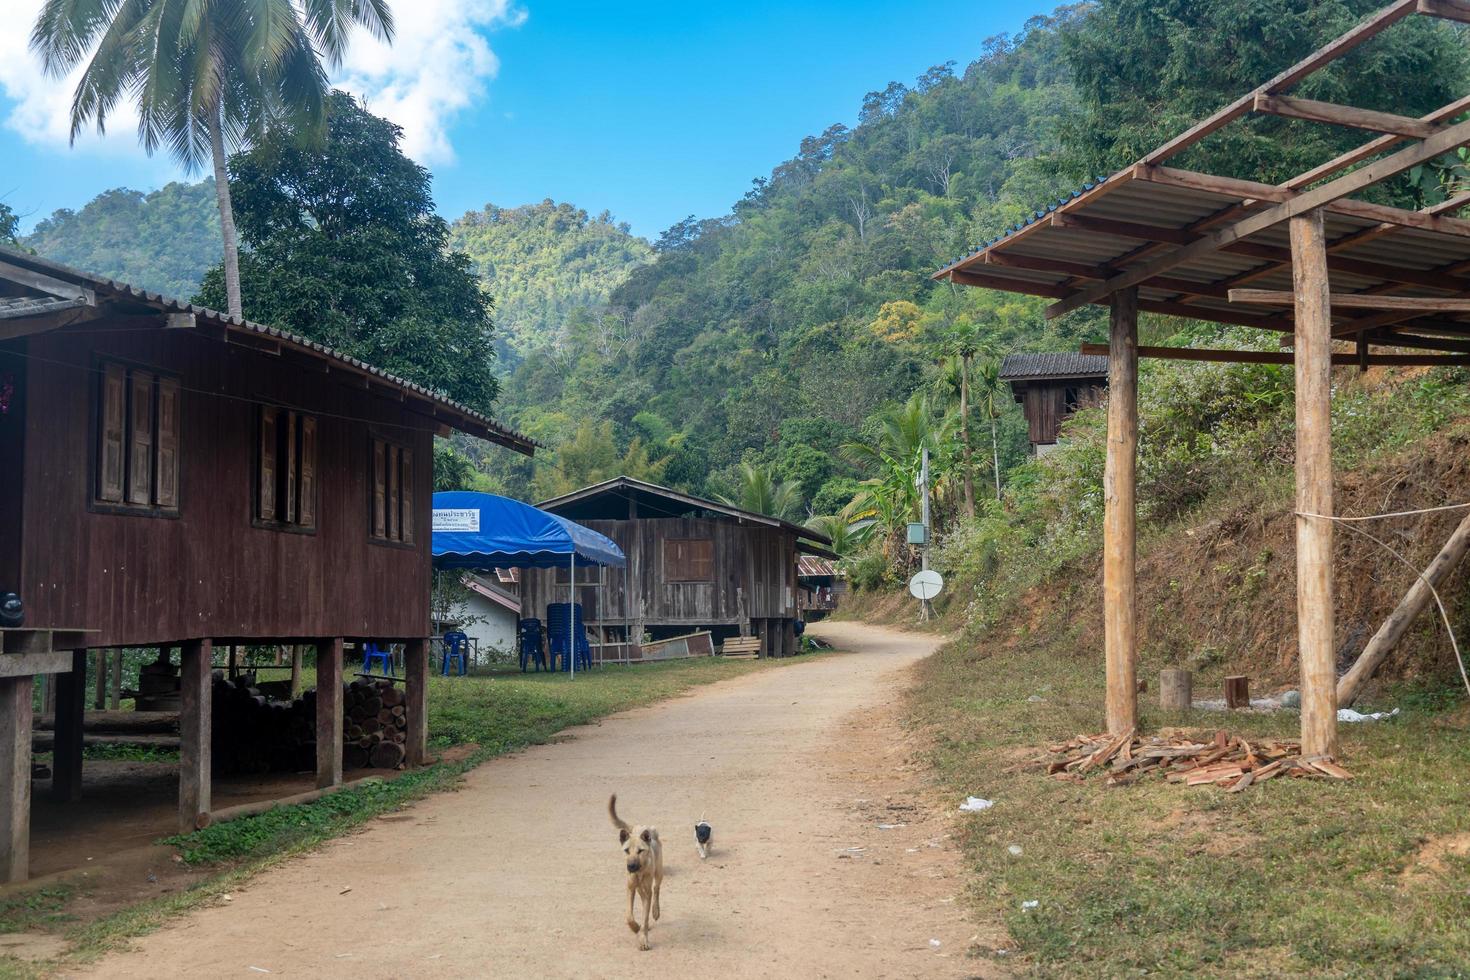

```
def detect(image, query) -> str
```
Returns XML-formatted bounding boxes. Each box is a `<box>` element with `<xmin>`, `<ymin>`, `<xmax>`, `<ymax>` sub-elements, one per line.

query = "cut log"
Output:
<box><xmin>370</xmin><ymin>742</ymin><xmax>406</xmax><ymax>769</ymax></box>
<box><xmin>1160</xmin><ymin>669</ymin><xmax>1192</xmax><ymax>712</ymax></box>
<box><xmin>343</xmin><ymin>744</ymin><xmax>370</xmax><ymax>769</ymax></box>
<box><xmin>1337</xmin><ymin>508</ymin><xmax>1470</xmax><ymax>707</ymax></box>
<box><xmin>1225</xmin><ymin>676</ymin><xmax>1250</xmax><ymax>710</ymax></box>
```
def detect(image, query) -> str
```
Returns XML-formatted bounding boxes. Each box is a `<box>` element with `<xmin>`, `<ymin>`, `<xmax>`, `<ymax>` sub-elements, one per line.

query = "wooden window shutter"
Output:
<box><xmin>126</xmin><ymin>371</ymin><xmax>155</xmax><ymax>506</ymax></box>
<box><xmin>259</xmin><ymin>408</ymin><xmax>278</xmax><ymax>521</ymax></box>
<box><xmin>298</xmin><ymin>415</ymin><xmax>317</xmax><ymax>529</ymax></box>
<box><xmin>282</xmin><ymin>410</ymin><xmax>298</xmax><ymax>525</ymax></box>
<box><xmin>399</xmin><ymin>447</ymin><xmax>414</xmax><ymax>543</ymax></box>
<box><xmin>691</xmin><ymin>539</ymin><xmax>714</xmax><ymax>581</ymax></box>
<box><xmin>385</xmin><ymin>444</ymin><xmax>400</xmax><ymax>541</ymax></box>
<box><xmin>372</xmin><ymin>439</ymin><xmax>386</xmax><ymax>538</ymax></box>
<box><xmin>97</xmin><ymin>363</ymin><xmax>126</xmax><ymax>503</ymax></box>
<box><xmin>154</xmin><ymin>377</ymin><xmax>180</xmax><ymax>509</ymax></box>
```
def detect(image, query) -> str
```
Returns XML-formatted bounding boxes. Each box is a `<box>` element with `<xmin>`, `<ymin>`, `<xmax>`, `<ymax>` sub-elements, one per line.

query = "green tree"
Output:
<box><xmin>0</xmin><ymin>204</ymin><xmax>17</xmax><ymax>247</ymax></box>
<box><xmin>31</xmin><ymin>0</ymin><xmax>393</xmax><ymax>320</ymax></box>
<box><xmin>533</xmin><ymin>419</ymin><xmax>667</xmax><ymax>500</ymax></box>
<box><xmin>716</xmin><ymin>462</ymin><xmax>803</xmax><ymax>522</ymax></box>
<box><xmin>195</xmin><ymin>92</ymin><xmax>498</xmax><ymax>412</ymax></box>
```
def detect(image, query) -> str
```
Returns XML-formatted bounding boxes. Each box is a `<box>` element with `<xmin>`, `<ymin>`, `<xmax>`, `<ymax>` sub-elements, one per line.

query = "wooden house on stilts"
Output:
<box><xmin>521</xmin><ymin>477</ymin><xmax>834</xmax><ymax>661</ymax></box>
<box><xmin>0</xmin><ymin>246</ymin><xmax>533</xmax><ymax>882</ymax></box>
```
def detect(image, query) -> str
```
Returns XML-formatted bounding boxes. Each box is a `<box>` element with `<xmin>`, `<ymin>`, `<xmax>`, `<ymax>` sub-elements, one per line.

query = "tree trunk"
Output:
<box><xmin>990</xmin><ymin>412</ymin><xmax>1002</xmax><ymax>499</ymax></box>
<box><xmin>959</xmin><ymin>355</ymin><xmax>975</xmax><ymax>519</ymax></box>
<box><xmin>209</xmin><ymin>103</ymin><xmax>243</xmax><ymax>320</ymax></box>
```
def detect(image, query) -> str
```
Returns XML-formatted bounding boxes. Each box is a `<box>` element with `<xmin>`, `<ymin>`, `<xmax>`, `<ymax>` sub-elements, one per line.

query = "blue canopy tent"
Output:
<box><xmin>431</xmin><ymin>491</ymin><xmax>626</xmax><ymax>677</ymax></box>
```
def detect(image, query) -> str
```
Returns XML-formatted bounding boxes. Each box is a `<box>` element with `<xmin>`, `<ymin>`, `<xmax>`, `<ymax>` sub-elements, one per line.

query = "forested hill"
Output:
<box><xmin>21</xmin><ymin>182</ymin><xmax>221</xmax><ymax>298</ymax></box>
<box><xmin>448</xmin><ymin>201</ymin><xmax>653</xmax><ymax>361</ymax></box>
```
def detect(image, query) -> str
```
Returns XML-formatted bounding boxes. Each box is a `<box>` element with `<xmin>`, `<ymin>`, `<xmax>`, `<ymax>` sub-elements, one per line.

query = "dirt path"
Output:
<box><xmin>85</xmin><ymin>622</ymin><xmax>984</xmax><ymax>979</ymax></box>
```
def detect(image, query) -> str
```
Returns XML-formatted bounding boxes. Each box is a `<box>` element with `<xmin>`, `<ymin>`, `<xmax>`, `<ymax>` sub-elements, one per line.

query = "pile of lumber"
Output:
<box><xmin>209</xmin><ymin>674</ymin><xmax>408</xmax><ymax>775</ymax></box>
<box><xmin>1041</xmin><ymin>729</ymin><xmax>1353</xmax><ymax>792</ymax></box>
<box><xmin>344</xmin><ymin>678</ymin><xmax>407</xmax><ymax>771</ymax></box>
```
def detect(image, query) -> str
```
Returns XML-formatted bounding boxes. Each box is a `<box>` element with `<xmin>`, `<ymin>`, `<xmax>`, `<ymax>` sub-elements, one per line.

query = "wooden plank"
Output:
<box><xmin>1232</xmin><ymin>290</ymin><xmax>1470</xmax><ymax>311</ymax></box>
<box><xmin>0</xmin><ymin>675</ymin><xmax>31</xmax><ymax>882</ymax></box>
<box><xmin>51</xmin><ymin>650</ymin><xmax>87</xmax><ymax>803</ymax></box>
<box><xmin>1048</xmin><ymin>115</ymin><xmax>1470</xmax><ymax>318</ymax></box>
<box><xmin>1338</xmin><ymin>508</ymin><xmax>1470</xmax><ymax>706</ymax></box>
<box><xmin>1104</xmin><ymin>288</ymin><xmax>1139</xmax><ymax>735</ymax></box>
<box><xmin>1419</xmin><ymin>0</ymin><xmax>1470</xmax><ymax>23</ymax></box>
<box><xmin>178</xmin><ymin>639</ymin><xmax>212</xmax><ymax>833</ymax></box>
<box><xmin>1253</xmin><ymin>94</ymin><xmax>1440</xmax><ymax>139</ymax></box>
<box><xmin>0</xmin><ymin>652</ymin><xmax>72</xmax><ymax>677</ymax></box>
<box><xmin>1078</xmin><ymin>342</ymin><xmax>1470</xmax><ymax>366</ymax></box>
<box><xmin>0</xmin><ymin>259</ymin><xmax>93</xmax><ymax>302</ymax></box>
<box><xmin>1141</xmin><ymin>0</ymin><xmax>1420</xmax><ymax>165</ymax></box>
<box><xmin>1291</xmin><ymin>211</ymin><xmax>1340</xmax><ymax>760</ymax></box>
<box><xmin>404</xmin><ymin>638</ymin><xmax>428</xmax><ymax>767</ymax></box>
<box><xmin>316</xmin><ymin>638</ymin><xmax>343</xmax><ymax>789</ymax></box>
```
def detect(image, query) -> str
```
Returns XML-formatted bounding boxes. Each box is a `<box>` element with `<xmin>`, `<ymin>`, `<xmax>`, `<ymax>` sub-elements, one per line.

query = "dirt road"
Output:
<box><xmin>87</xmin><ymin>622</ymin><xmax>981</xmax><ymax>979</ymax></box>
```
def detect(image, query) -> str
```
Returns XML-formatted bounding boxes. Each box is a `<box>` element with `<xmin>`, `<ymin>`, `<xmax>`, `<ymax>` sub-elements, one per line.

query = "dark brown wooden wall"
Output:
<box><xmin>521</xmin><ymin>517</ymin><xmax>797</xmax><ymax>630</ymax></box>
<box><xmin>9</xmin><ymin>321</ymin><xmax>435</xmax><ymax>647</ymax></box>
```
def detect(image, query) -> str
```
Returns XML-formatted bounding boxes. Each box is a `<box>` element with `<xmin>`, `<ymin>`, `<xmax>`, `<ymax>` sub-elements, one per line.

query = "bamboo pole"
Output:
<box><xmin>1291</xmin><ymin>210</ymin><xmax>1339</xmax><ymax>759</ymax></box>
<box><xmin>1337</xmin><ymin>508</ymin><xmax>1470</xmax><ymax>706</ymax></box>
<box><xmin>1104</xmin><ymin>287</ymin><xmax>1140</xmax><ymax>734</ymax></box>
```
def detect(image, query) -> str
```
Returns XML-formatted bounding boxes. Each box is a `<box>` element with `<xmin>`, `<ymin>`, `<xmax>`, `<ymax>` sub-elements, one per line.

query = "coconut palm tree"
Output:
<box><xmin>31</xmin><ymin>0</ymin><xmax>394</xmax><ymax>319</ymax></box>
<box><xmin>717</xmin><ymin>462</ymin><xmax>803</xmax><ymax>522</ymax></box>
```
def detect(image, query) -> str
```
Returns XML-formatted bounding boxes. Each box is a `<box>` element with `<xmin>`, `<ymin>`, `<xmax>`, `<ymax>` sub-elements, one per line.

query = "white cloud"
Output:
<box><xmin>0</xmin><ymin>0</ymin><xmax>522</xmax><ymax>165</ymax></box>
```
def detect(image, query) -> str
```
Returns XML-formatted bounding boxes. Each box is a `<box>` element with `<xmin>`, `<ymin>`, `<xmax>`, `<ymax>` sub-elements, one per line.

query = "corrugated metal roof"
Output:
<box><xmin>797</xmin><ymin>555</ymin><xmax>838</xmax><ymax>577</ymax></box>
<box><xmin>999</xmin><ymin>353</ymin><xmax>1109</xmax><ymax>381</ymax></box>
<box><xmin>0</xmin><ymin>245</ymin><xmax>535</xmax><ymax>454</ymax></box>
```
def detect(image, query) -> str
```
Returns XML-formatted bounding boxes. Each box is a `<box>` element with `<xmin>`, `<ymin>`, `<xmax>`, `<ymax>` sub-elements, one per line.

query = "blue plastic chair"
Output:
<box><xmin>518</xmin><ymin>619</ymin><xmax>547</xmax><ymax>672</ymax></box>
<box><xmin>547</xmin><ymin>603</ymin><xmax>592</xmax><ymax>672</ymax></box>
<box><xmin>441</xmin><ymin>631</ymin><xmax>468</xmax><ymax>676</ymax></box>
<box><xmin>362</xmin><ymin>642</ymin><xmax>395</xmax><ymax>676</ymax></box>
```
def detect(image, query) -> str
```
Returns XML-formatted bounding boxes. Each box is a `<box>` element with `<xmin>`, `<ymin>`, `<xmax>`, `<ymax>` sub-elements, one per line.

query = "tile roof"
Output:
<box><xmin>998</xmin><ymin>352</ymin><xmax>1110</xmax><ymax>381</ymax></box>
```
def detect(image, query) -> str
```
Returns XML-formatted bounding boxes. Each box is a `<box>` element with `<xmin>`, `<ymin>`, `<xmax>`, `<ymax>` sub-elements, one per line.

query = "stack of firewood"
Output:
<box><xmin>1039</xmin><ymin>729</ymin><xmax>1353</xmax><ymax>792</ymax></box>
<box><xmin>343</xmin><ymin>679</ymin><xmax>407</xmax><ymax>771</ymax></box>
<box><xmin>210</xmin><ymin>673</ymin><xmax>409</xmax><ymax>775</ymax></box>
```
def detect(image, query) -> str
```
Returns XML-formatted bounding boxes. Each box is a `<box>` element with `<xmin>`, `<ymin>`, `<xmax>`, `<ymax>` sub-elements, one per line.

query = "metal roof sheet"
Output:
<box><xmin>999</xmin><ymin>353</ymin><xmax>1109</xmax><ymax>381</ymax></box>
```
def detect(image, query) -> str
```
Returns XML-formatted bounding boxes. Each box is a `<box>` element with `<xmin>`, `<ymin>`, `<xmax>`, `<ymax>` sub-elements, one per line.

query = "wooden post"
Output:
<box><xmin>1291</xmin><ymin>209</ymin><xmax>1339</xmax><ymax>759</ymax></box>
<box><xmin>227</xmin><ymin>644</ymin><xmax>238</xmax><ymax>680</ymax></box>
<box><xmin>315</xmin><ymin>638</ymin><xmax>343</xmax><ymax>789</ymax></box>
<box><xmin>404</xmin><ymin>637</ymin><xmax>428</xmax><ymax>767</ymax></box>
<box><xmin>290</xmin><ymin>645</ymin><xmax>304</xmax><ymax>699</ymax></box>
<box><xmin>1337</xmin><ymin>508</ymin><xmax>1470</xmax><ymax>706</ymax></box>
<box><xmin>784</xmin><ymin>618</ymin><xmax>797</xmax><ymax>657</ymax></box>
<box><xmin>0</xmin><ymin>674</ymin><xmax>32</xmax><ymax>883</ymax></box>
<box><xmin>41</xmin><ymin>674</ymin><xmax>55</xmax><ymax>715</ymax></box>
<box><xmin>1160</xmin><ymin>669</ymin><xmax>1192</xmax><ymax>712</ymax></box>
<box><xmin>109</xmin><ymin>649</ymin><xmax>122</xmax><ymax>709</ymax></box>
<box><xmin>1104</xmin><ymin>286</ymin><xmax>1140</xmax><ymax>735</ymax></box>
<box><xmin>93</xmin><ymin>650</ymin><xmax>106</xmax><ymax>710</ymax></box>
<box><xmin>52</xmin><ymin>650</ymin><xmax>87</xmax><ymax>802</ymax></box>
<box><xmin>178</xmin><ymin>638</ymin><xmax>213</xmax><ymax>833</ymax></box>
<box><xmin>1225</xmin><ymin>675</ymin><xmax>1251</xmax><ymax>710</ymax></box>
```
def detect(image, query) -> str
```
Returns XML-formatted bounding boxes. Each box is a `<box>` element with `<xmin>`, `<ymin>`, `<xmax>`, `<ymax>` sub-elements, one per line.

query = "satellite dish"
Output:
<box><xmin>909</xmin><ymin>569</ymin><xmax>943</xmax><ymax>601</ymax></box>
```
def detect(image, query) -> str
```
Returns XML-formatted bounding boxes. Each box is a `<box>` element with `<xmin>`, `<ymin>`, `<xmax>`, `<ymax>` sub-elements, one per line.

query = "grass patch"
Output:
<box><xmin>0</xmin><ymin>889</ymin><xmax>74</xmax><ymax>935</ymax></box>
<box><xmin>910</xmin><ymin>634</ymin><xmax>1470</xmax><ymax>976</ymax></box>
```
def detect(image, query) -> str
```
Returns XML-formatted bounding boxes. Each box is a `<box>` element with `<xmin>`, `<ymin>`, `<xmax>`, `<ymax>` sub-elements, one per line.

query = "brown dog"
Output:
<box><xmin>608</xmin><ymin>794</ymin><xmax>663</xmax><ymax>950</ymax></box>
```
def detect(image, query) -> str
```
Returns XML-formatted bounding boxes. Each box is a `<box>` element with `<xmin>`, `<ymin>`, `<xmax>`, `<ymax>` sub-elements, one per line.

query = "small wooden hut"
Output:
<box><xmin>521</xmin><ymin>477</ymin><xmax>833</xmax><ymax>660</ymax></box>
<box><xmin>0</xmin><ymin>247</ymin><xmax>532</xmax><ymax>881</ymax></box>
<box><xmin>998</xmin><ymin>353</ymin><xmax>1108</xmax><ymax>451</ymax></box>
<box><xmin>932</xmin><ymin>0</ymin><xmax>1470</xmax><ymax>760</ymax></box>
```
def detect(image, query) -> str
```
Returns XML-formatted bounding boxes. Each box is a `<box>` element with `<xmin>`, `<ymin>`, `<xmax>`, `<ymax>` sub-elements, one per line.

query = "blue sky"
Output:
<box><xmin>1</xmin><ymin>1</ymin><xmax>1058</xmax><ymax>240</ymax></box>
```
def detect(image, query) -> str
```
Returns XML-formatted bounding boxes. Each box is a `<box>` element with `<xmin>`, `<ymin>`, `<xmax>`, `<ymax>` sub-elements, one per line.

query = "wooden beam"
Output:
<box><xmin>1338</xmin><ymin>507</ymin><xmax>1470</xmax><ymax>707</ymax></box>
<box><xmin>0</xmin><ymin>652</ymin><xmax>72</xmax><ymax>677</ymax></box>
<box><xmin>404</xmin><ymin>638</ymin><xmax>429</xmax><ymax>767</ymax></box>
<box><xmin>94</xmin><ymin>650</ymin><xmax>107</xmax><ymax>710</ymax></box>
<box><xmin>1290</xmin><ymin>93</ymin><xmax>1470</xmax><ymax>190</ymax></box>
<box><xmin>0</xmin><ymin>675</ymin><xmax>31</xmax><ymax>883</ymax></box>
<box><xmin>1047</xmin><ymin>114</ymin><xmax>1470</xmax><ymax>318</ymax></box>
<box><xmin>1419</xmin><ymin>0</ymin><xmax>1470</xmax><ymax>23</ymax></box>
<box><xmin>1078</xmin><ymin>342</ymin><xmax>1470</xmax><ymax>366</ymax></box>
<box><xmin>1104</xmin><ymin>288</ymin><xmax>1139</xmax><ymax>735</ymax></box>
<box><xmin>110</xmin><ymin>649</ymin><xmax>122</xmax><ymax>710</ymax></box>
<box><xmin>1291</xmin><ymin>211</ymin><xmax>1339</xmax><ymax>760</ymax></box>
<box><xmin>1253</xmin><ymin>93</ymin><xmax>1441</xmax><ymax>139</ymax></box>
<box><xmin>1232</xmin><ymin>290</ymin><xmax>1470</xmax><ymax>311</ymax></box>
<box><xmin>316</xmin><ymin>638</ymin><xmax>343</xmax><ymax>790</ymax></box>
<box><xmin>178</xmin><ymin>639</ymin><xmax>212</xmax><ymax>833</ymax></box>
<box><xmin>1142</xmin><ymin>0</ymin><xmax>1420</xmax><ymax>165</ymax></box>
<box><xmin>0</xmin><ymin>260</ymin><xmax>93</xmax><ymax>302</ymax></box>
<box><xmin>51</xmin><ymin>650</ymin><xmax>87</xmax><ymax>803</ymax></box>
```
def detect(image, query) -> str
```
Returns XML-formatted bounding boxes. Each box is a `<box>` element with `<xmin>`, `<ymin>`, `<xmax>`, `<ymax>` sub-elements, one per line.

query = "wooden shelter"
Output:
<box><xmin>998</xmin><ymin>353</ymin><xmax>1109</xmax><ymax>450</ymax></box>
<box><xmin>521</xmin><ymin>477</ymin><xmax>833</xmax><ymax>660</ymax></box>
<box><xmin>0</xmin><ymin>246</ymin><xmax>532</xmax><ymax>881</ymax></box>
<box><xmin>933</xmin><ymin>0</ymin><xmax>1470</xmax><ymax>759</ymax></box>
